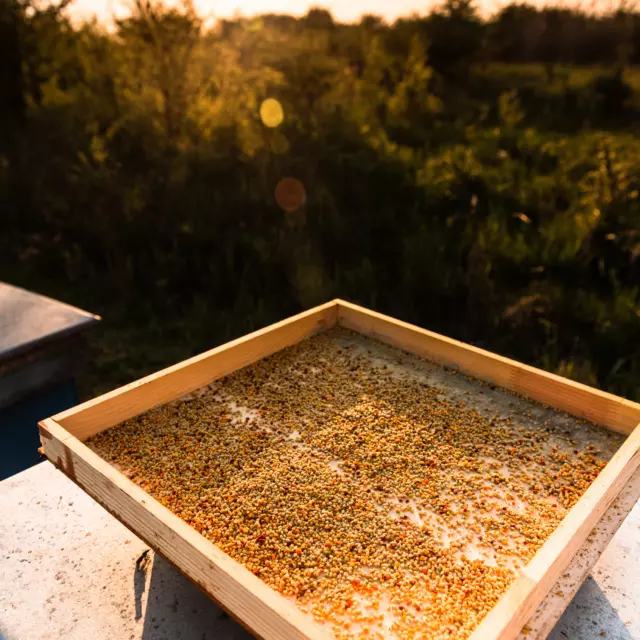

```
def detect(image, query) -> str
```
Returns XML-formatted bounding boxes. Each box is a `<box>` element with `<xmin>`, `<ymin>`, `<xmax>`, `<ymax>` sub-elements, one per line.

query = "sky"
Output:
<box><xmin>68</xmin><ymin>0</ymin><xmax>444</xmax><ymax>23</ymax></box>
<box><xmin>66</xmin><ymin>0</ymin><xmax>599</xmax><ymax>25</ymax></box>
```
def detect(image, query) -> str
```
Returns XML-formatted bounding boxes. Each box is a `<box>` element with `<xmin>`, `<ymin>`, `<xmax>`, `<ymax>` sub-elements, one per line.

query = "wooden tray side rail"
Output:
<box><xmin>335</xmin><ymin>299</ymin><xmax>640</xmax><ymax>436</ymax></box>
<box><xmin>39</xmin><ymin>298</ymin><xmax>640</xmax><ymax>640</ymax></box>
<box><xmin>334</xmin><ymin>300</ymin><xmax>640</xmax><ymax>640</ymax></box>
<box><xmin>470</xmin><ymin>425</ymin><xmax>640</xmax><ymax>640</ymax></box>
<box><xmin>38</xmin><ymin>418</ymin><xmax>330</xmax><ymax>640</ymax></box>
<box><xmin>53</xmin><ymin>301</ymin><xmax>338</xmax><ymax>441</ymax></box>
<box><xmin>39</xmin><ymin>303</ymin><xmax>342</xmax><ymax>640</ymax></box>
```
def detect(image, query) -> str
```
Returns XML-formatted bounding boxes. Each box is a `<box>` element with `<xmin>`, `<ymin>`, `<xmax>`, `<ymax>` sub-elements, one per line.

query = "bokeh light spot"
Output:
<box><xmin>275</xmin><ymin>177</ymin><xmax>306</xmax><ymax>212</ymax></box>
<box><xmin>260</xmin><ymin>98</ymin><xmax>284</xmax><ymax>128</ymax></box>
<box><xmin>271</xmin><ymin>132</ymin><xmax>290</xmax><ymax>155</ymax></box>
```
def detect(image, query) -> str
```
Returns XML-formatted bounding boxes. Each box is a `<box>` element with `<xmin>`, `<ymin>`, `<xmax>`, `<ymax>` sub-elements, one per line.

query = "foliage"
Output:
<box><xmin>1</xmin><ymin>0</ymin><xmax>639</xmax><ymax>401</ymax></box>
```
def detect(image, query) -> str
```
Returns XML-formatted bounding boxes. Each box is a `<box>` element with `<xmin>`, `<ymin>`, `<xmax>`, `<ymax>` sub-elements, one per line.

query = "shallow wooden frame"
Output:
<box><xmin>39</xmin><ymin>299</ymin><xmax>640</xmax><ymax>640</ymax></box>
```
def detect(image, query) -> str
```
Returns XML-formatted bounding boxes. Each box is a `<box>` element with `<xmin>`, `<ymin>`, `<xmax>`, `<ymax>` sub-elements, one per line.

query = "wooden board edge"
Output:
<box><xmin>521</xmin><ymin>467</ymin><xmax>640</xmax><ymax>639</ymax></box>
<box><xmin>334</xmin><ymin>300</ymin><xmax>640</xmax><ymax>434</ymax></box>
<box><xmin>38</xmin><ymin>418</ymin><xmax>329</xmax><ymax>640</ymax></box>
<box><xmin>468</xmin><ymin>421</ymin><xmax>640</xmax><ymax>640</ymax></box>
<box><xmin>55</xmin><ymin>300</ymin><xmax>339</xmax><ymax>440</ymax></box>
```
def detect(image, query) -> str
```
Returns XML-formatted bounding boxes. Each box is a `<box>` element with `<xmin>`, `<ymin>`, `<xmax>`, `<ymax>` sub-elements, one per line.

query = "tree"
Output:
<box><xmin>388</xmin><ymin>35</ymin><xmax>440</xmax><ymax>129</ymax></box>
<box><xmin>304</xmin><ymin>7</ymin><xmax>334</xmax><ymax>30</ymax></box>
<box><xmin>0</xmin><ymin>0</ymin><xmax>77</xmax><ymax>133</ymax></box>
<box><xmin>488</xmin><ymin>4</ymin><xmax>545</xmax><ymax>63</ymax></box>
<box><xmin>424</xmin><ymin>0</ymin><xmax>484</xmax><ymax>76</ymax></box>
<box><xmin>116</xmin><ymin>0</ymin><xmax>202</xmax><ymax>141</ymax></box>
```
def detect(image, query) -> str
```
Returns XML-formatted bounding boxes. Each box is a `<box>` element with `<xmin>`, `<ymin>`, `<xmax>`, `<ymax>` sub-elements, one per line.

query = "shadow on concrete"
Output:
<box><xmin>135</xmin><ymin>549</ymin><xmax>152</xmax><ymax>621</ymax></box>
<box><xmin>548</xmin><ymin>575</ymin><xmax>633</xmax><ymax>640</ymax></box>
<box><xmin>140</xmin><ymin>552</ymin><xmax>255</xmax><ymax>640</ymax></box>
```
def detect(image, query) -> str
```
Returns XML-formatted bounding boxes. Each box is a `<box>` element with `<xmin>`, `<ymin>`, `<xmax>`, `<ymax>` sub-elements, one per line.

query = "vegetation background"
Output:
<box><xmin>1</xmin><ymin>0</ymin><xmax>639</xmax><ymax>400</ymax></box>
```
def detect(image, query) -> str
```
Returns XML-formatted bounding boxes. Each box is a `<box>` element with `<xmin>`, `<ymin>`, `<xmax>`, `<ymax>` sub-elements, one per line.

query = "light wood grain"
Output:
<box><xmin>469</xmin><ymin>422</ymin><xmax>640</xmax><ymax>640</ymax></box>
<box><xmin>510</xmin><ymin>365</ymin><xmax>638</xmax><ymax>433</ymax></box>
<box><xmin>38</xmin><ymin>418</ymin><xmax>330</xmax><ymax>640</ymax></box>
<box><xmin>55</xmin><ymin>301</ymin><xmax>338</xmax><ymax>440</ymax></box>
<box><xmin>336</xmin><ymin>299</ymin><xmax>640</xmax><ymax>435</ymax></box>
<box><xmin>521</xmin><ymin>468</ymin><xmax>640</xmax><ymax>639</ymax></box>
<box><xmin>618</xmin><ymin>399</ymin><xmax>640</xmax><ymax>433</ymax></box>
<box><xmin>41</xmin><ymin>300</ymin><xmax>640</xmax><ymax>640</ymax></box>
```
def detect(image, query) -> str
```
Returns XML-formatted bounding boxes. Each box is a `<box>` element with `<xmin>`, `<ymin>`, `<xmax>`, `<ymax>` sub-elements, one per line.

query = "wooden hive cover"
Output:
<box><xmin>0</xmin><ymin>282</ymin><xmax>100</xmax><ymax>364</ymax></box>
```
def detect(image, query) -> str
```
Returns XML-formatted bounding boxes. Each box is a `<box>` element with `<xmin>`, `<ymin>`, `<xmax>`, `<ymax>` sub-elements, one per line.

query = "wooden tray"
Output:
<box><xmin>39</xmin><ymin>299</ymin><xmax>640</xmax><ymax>640</ymax></box>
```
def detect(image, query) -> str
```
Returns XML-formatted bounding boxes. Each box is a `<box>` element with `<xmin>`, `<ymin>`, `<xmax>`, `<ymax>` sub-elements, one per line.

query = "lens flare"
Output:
<box><xmin>271</xmin><ymin>132</ymin><xmax>290</xmax><ymax>155</ymax></box>
<box><xmin>275</xmin><ymin>177</ymin><xmax>306</xmax><ymax>212</ymax></box>
<box><xmin>260</xmin><ymin>98</ymin><xmax>284</xmax><ymax>128</ymax></box>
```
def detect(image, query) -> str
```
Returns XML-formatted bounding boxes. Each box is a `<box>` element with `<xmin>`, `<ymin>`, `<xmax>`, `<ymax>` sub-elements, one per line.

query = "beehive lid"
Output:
<box><xmin>0</xmin><ymin>283</ymin><xmax>100</xmax><ymax>364</ymax></box>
